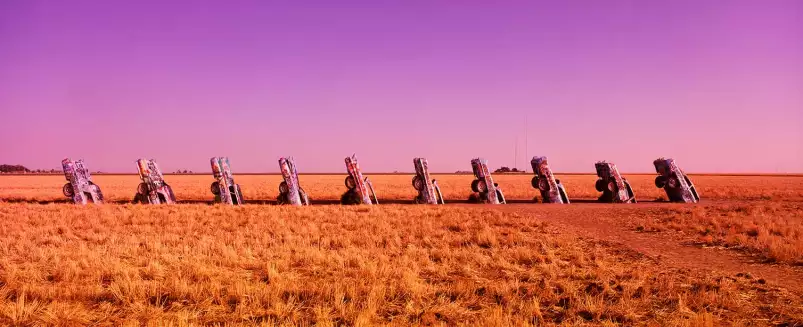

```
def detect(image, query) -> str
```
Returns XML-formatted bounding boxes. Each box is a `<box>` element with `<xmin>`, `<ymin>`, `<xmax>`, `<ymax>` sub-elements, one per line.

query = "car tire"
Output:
<box><xmin>537</xmin><ymin>178</ymin><xmax>549</xmax><ymax>192</ymax></box>
<box><xmin>595</xmin><ymin>179</ymin><xmax>606</xmax><ymax>192</ymax></box>
<box><xmin>471</xmin><ymin>179</ymin><xmax>481</xmax><ymax>193</ymax></box>
<box><xmin>341</xmin><ymin>190</ymin><xmax>360</xmax><ymax>205</ymax></box>
<box><xmin>63</xmin><ymin>183</ymin><xmax>75</xmax><ymax>198</ymax></box>
<box><xmin>667</xmin><ymin>177</ymin><xmax>679</xmax><ymax>189</ymax></box>
<box><xmin>211</xmin><ymin>182</ymin><xmax>220</xmax><ymax>195</ymax></box>
<box><xmin>475</xmin><ymin>180</ymin><xmax>488</xmax><ymax>193</ymax></box>
<box><xmin>345</xmin><ymin>176</ymin><xmax>356</xmax><ymax>189</ymax></box>
<box><xmin>607</xmin><ymin>181</ymin><xmax>617</xmax><ymax>193</ymax></box>
<box><xmin>412</xmin><ymin>176</ymin><xmax>424</xmax><ymax>191</ymax></box>
<box><xmin>655</xmin><ymin>176</ymin><xmax>666</xmax><ymax>188</ymax></box>
<box><xmin>137</xmin><ymin>183</ymin><xmax>150</xmax><ymax>196</ymax></box>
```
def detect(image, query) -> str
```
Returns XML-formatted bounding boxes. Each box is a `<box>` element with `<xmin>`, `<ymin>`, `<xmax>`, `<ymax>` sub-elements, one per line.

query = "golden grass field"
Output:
<box><xmin>1</xmin><ymin>174</ymin><xmax>802</xmax><ymax>325</ymax></box>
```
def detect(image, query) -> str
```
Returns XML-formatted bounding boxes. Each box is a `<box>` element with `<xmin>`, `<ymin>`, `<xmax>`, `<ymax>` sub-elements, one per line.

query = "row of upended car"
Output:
<box><xmin>58</xmin><ymin>156</ymin><xmax>699</xmax><ymax>205</ymax></box>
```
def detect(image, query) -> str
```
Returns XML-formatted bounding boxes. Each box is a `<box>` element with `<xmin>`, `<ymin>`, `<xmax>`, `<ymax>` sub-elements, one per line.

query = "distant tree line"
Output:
<box><xmin>30</xmin><ymin>169</ymin><xmax>60</xmax><ymax>173</ymax></box>
<box><xmin>455</xmin><ymin>167</ymin><xmax>526</xmax><ymax>174</ymax></box>
<box><xmin>0</xmin><ymin>164</ymin><xmax>31</xmax><ymax>173</ymax></box>
<box><xmin>0</xmin><ymin>165</ymin><xmax>68</xmax><ymax>174</ymax></box>
<box><xmin>494</xmin><ymin>167</ymin><xmax>523</xmax><ymax>173</ymax></box>
<box><xmin>173</xmin><ymin>169</ymin><xmax>194</xmax><ymax>174</ymax></box>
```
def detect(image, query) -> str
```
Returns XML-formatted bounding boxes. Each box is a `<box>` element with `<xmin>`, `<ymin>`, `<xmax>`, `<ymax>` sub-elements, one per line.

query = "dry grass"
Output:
<box><xmin>631</xmin><ymin>202</ymin><xmax>803</xmax><ymax>265</ymax></box>
<box><xmin>2</xmin><ymin>174</ymin><xmax>802</xmax><ymax>203</ymax></box>
<box><xmin>0</xmin><ymin>203</ymin><xmax>801</xmax><ymax>325</ymax></box>
<box><xmin>1</xmin><ymin>175</ymin><xmax>802</xmax><ymax>325</ymax></box>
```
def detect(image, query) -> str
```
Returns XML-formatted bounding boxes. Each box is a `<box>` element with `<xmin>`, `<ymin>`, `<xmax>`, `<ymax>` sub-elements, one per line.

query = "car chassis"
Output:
<box><xmin>594</xmin><ymin>161</ymin><xmax>636</xmax><ymax>203</ymax></box>
<box><xmin>653</xmin><ymin>158</ymin><xmax>699</xmax><ymax>203</ymax></box>
<box><xmin>61</xmin><ymin>158</ymin><xmax>104</xmax><ymax>204</ymax></box>
<box><xmin>210</xmin><ymin>156</ymin><xmax>244</xmax><ymax>205</ymax></box>
<box><xmin>412</xmin><ymin>158</ymin><xmax>444</xmax><ymax>204</ymax></box>
<box><xmin>134</xmin><ymin>159</ymin><xmax>177</xmax><ymax>204</ymax></box>
<box><xmin>277</xmin><ymin>157</ymin><xmax>310</xmax><ymax>205</ymax></box>
<box><xmin>341</xmin><ymin>155</ymin><xmax>378</xmax><ymax>205</ymax></box>
<box><xmin>530</xmin><ymin>156</ymin><xmax>569</xmax><ymax>204</ymax></box>
<box><xmin>470</xmin><ymin>158</ymin><xmax>506</xmax><ymax>204</ymax></box>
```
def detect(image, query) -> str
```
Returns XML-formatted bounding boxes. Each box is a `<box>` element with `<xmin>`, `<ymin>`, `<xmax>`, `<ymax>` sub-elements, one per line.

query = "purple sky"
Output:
<box><xmin>1</xmin><ymin>0</ymin><xmax>801</xmax><ymax>173</ymax></box>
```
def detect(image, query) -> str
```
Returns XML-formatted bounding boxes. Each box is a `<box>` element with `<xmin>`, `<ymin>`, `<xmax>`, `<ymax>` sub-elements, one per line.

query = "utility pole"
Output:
<box><xmin>514</xmin><ymin>136</ymin><xmax>518</xmax><ymax>171</ymax></box>
<box><xmin>524</xmin><ymin>115</ymin><xmax>528</xmax><ymax>173</ymax></box>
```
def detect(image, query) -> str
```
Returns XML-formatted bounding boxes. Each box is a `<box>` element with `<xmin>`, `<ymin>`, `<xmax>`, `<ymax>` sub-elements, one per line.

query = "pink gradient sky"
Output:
<box><xmin>1</xmin><ymin>0</ymin><xmax>801</xmax><ymax>173</ymax></box>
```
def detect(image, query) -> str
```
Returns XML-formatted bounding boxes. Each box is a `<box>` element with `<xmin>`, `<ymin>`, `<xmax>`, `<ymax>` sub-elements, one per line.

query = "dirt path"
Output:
<box><xmin>494</xmin><ymin>203</ymin><xmax>803</xmax><ymax>293</ymax></box>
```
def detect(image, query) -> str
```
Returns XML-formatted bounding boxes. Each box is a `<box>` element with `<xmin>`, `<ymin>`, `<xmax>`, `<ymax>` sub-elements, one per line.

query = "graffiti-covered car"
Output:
<box><xmin>654</xmin><ymin>158</ymin><xmax>699</xmax><ymax>203</ymax></box>
<box><xmin>594</xmin><ymin>161</ymin><xmax>636</xmax><ymax>203</ymax></box>
<box><xmin>530</xmin><ymin>156</ymin><xmax>569</xmax><ymax>204</ymax></box>
<box><xmin>61</xmin><ymin>158</ymin><xmax>103</xmax><ymax>204</ymax></box>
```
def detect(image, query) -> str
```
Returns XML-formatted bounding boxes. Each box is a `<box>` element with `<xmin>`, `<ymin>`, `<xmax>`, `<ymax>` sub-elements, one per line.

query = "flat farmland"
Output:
<box><xmin>1</xmin><ymin>174</ymin><xmax>802</xmax><ymax>325</ymax></box>
<box><xmin>2</xmin><ymin>173</ymin><xmax>802</xmax><ymax>203</ymax></box>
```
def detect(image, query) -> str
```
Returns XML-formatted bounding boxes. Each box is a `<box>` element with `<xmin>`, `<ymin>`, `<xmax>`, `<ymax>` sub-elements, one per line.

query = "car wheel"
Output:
<box><xmin>341</xmin><ymin>190</ymin><xmax>360</xmax><ymax>205</ymax></box>
<box><xmin>667</xmin><ymin>177</ymin><xmax>679</xmax><ymax>188</ymax></box>
<box><xmin>655</xmin><ymin>176</ymin><xmax>666</xmax><ymax>188</ymax></box>
<box><xmin>607</xmin><ymin>181</ymin><xmax>617</xmax><ymax>193</ymax></box>
<box><xmin>595</xmin><ymin>179</ymin><xmax>606</xmax><ymax>192</ymax></box>
<box><xmin>211</xmin><ymin>182</ymin><xmax>220</xmax><ymax>195</ymax></box>
<box><xmin>345</xmin><ymin>176</ymin><xmax>356</xmax><ymax>189</ymax></box>
<box><xmin>279</xmin><ymin>181</ymin><xmax>288</xmax><ymax>194</ymax></box>
<box><xmin>475</xmin><ymin>180</ymin><xmax>488</xmax><ymax>193</ymax></box>
<box><xmin>531</xmin><ymin>176</ymin><xmax>539</xmax><ymax>189</ymax></box>
<box><xmin>537</xmin><ymin>178</ymin><xmax>549</xmax><ymax>192</ymax></box>
<box><xmin>63</xmin><ymin>183</ymin><xmax>75</xmax><ymax>198</ymax></box>
<box><xmin>412</xmin><ymin>176</ymin><xmax>424</xmax><ymax>191</ymax></box>
<box><xmin>137</xmin><ymin>183</ymin><xmax>150</xmax><ymax>195</ymax></box>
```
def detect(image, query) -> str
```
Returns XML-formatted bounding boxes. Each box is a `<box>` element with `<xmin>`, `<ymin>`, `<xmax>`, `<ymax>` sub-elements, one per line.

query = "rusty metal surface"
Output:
<box><xmin>594</xmin><ymin>161</ymin><xmax>636</xmax><ymax>203</ymax></box>
<box><xmin>134</xmin><ymin>159</ymin><xmax>176</xmax><ymax>204</ymax></box>
<box><xmin>342</xmin><ymin>155</ymin><xmax>377</xmax><ymax>205</ymax></box>
<box><xmin>530</xmin><ymin>156</ymin><xmax>569</xmax><ymax>204</ymax></box>
<box><xmin>61</xmin><ymin>158</ymin><xmax>103</xmax><ymax>204</ymax></box>
<box><xmin>412</xmin><ymin>158</ymin><xmax>444</xmax><ymax>204</ymax></box>
<box><xmin>654</xmin><ymin>158</ymin><xmax>699</xmax><ymax>203</ymax></box>
<box><xmin>278</xmin><ymin>157</ymin><xmax>309</xmax><ymax>205</ymax></box>
<box><xmin>210</xmin><ymin>157</ymin><xmax>243</xmax><ymax>205</ymax></box>
<box><xmin>470</xmin><ymin>158</ymin><xmax>505</xmax><ymax>204</ymax></box>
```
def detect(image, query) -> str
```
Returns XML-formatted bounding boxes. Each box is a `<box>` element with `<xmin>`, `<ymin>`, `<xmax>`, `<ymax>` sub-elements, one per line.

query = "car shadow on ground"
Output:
<box><xmin>0</xmin><ymin>198</ymin><xmax>668</xmax><ymax>205</ymax></box>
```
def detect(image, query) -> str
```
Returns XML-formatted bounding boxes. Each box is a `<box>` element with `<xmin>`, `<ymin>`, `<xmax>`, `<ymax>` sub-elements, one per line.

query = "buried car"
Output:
<box><xmin>210</xmin><ymin>157</ymin><xmax>244</xmax><ymax>205</ymax></box>
<box><xmin>133</xmin><ymin>159</ymin><xmax>177</xmax><ymax>204</ymax></box>
<box><xmin>594</xmin><ymin>161</ymin><xmax>636</xmax><ymax>203</ymax></box>
<box><xmin>61</xmin><ymin>158</ymin><xmax>104</xmax><ymax>204</ymax></box>
<box><xmin>530</xmin><ymin>156</ymin><xmax>569</xmax><ymax>204</ymax></box>
<box><xmin>654</xmin><ymin>158</ymin><xmax>699</xmax><ymax>203</ymax></box>
<box><xmin>470</xmin><ymin>158</ymin><xmax>506</xmax><ymax>204</ymax></box>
